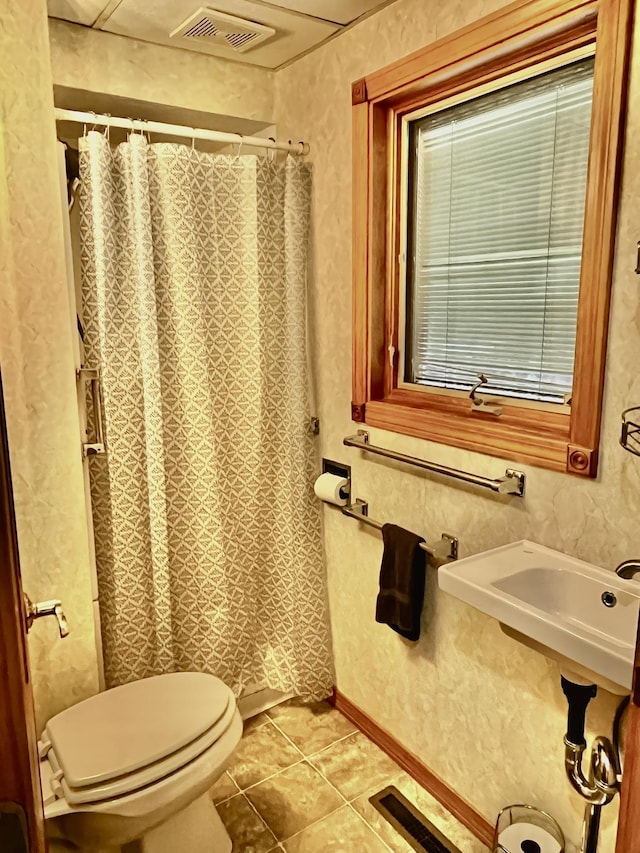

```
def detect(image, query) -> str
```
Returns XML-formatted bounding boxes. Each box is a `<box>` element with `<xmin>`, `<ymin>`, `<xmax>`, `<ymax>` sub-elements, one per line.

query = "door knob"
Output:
<box><xmin>23</xmin><ymin>593</ymin><xmax>69</xmax><ymax>638</ymax></box>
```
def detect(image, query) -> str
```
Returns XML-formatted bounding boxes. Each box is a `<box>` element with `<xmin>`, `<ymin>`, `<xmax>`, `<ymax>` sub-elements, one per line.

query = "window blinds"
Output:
<box><xmin>406</xmin><ymin>58</ymin><xmax>595</xmax><ymax>404</ymax></box>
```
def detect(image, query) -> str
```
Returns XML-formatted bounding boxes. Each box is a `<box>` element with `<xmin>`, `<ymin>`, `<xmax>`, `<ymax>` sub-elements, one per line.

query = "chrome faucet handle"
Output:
<box><xmin>23</xmin><ymin>593</ymin><xmax>70</xmax><ymax>639</ymax></box>
<box><xmin>615</xmin><ymin>560</ymin><xmax>640</xmax><ymax>580</ymax></box>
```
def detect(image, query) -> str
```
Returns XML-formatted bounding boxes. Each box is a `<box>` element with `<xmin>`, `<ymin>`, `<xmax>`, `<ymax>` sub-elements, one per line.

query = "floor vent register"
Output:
<box><xmin>369</xmin><ymin>786</ymin><xmax>463</xmax><ymax>853</ymax></box>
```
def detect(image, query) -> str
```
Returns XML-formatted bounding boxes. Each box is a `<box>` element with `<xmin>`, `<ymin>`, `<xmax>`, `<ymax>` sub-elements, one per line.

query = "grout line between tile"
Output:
<box><xmin>242</xmin><ymin>756</ymin><xmax>308</xmax><ymax>793</ymax></box>
<box><xmin>227</xmin><ymin>718</ymin><xmax>304</xmax><ymax>790</ymax></box>
<box><xmin>234</xmin><ymin>704</ymin><xmax>406</xmax><ymax>849</ymax></box>
<box><xmin>305</xmin><ymin>728</ymin><xmax>360</xmax><ymax>761</ymax></box>
<box><xmin>266</xmin><ymin>704</ymin><xmax>359</xmax><ymax>760</ymax></box>
<box><xmin>303</xmin><ymin>735</ymin><xmax>423</xmax><ymax>850</ymax></box>
<box><xmin>348</xmin><ymin>801</ymin><xmax>397</xmax><ymax>852</ymax></box>
<box><xmin>237</xmin><ymin>791</ymin><xmax>280</xmax><ymax>848</ymax></box>
<box><xmin>300</xmin><ymin>743</ymin><xmax>364</xmax><ymax>811</ymax></box>
<box><xmin>267</xmin><ymin>716</ymin><xmax>308</xmax><ymax>759</ymax></box>
<box><xmin>277</xmin><ymin>801</ymin><xmax>347</xmax><ymax>847</ymax></box>
<box><xmin>211</xmin><ymin>772</ymin><xmax>240</xmax><ymax>806</ymax></box>
<box><xmin>277</xmin><ymin>796</ymin><xmax>398</xmax><ymax>851</ymax></box>
<box><xmin>304</xmin><ymin>737</ymin><xmax>380</xmax><ymax>802</ymax></box>
<box><xmin>236</xmin><ymin>721</ymin><xmax>359</xmax><ymax>846</ymax></box>
<box><xmin>234</xmin><ymin>708</ymin><xmax>485</xmax><ymax>852</ymax></box>
<box><xmin>242</xmin><ymin>715</ymin><xmax>271</xmax><ymax>732</ymax></box>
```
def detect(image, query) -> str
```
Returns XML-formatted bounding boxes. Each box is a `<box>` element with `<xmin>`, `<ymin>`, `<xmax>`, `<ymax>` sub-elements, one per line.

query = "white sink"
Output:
<box><xmin>438</xmin><ymin>540</ymin><xmax>640</xmax><ymax>693</ymax></box>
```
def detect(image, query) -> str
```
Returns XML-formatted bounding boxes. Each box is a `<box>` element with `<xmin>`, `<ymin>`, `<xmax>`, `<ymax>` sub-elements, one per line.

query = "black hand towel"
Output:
<box><xmin>375</xmin><ymin>524</ymin><xmax>426</xmax><ymax>641</ymax></box>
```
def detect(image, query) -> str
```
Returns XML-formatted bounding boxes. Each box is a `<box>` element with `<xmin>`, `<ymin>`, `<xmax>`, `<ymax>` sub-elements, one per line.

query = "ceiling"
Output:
<box><xmin>47</xmin><ymin>0</ymin><xmax>397</xmax><ymax>68</ymax></box>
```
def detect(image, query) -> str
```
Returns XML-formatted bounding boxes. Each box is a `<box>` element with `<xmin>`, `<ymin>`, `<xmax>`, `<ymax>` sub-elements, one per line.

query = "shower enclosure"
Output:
<box><xmin>61</xmin><ymin>122</ymin><xmax>334</xmax><ymax>704</ymax></box>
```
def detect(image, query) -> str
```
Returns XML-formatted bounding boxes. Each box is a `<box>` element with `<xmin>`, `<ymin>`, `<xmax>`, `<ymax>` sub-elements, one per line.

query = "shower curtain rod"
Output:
<box><xmin>54</xmin><ymin>108</ymin><xmax>310</xmax><ymax>156</ymax></box>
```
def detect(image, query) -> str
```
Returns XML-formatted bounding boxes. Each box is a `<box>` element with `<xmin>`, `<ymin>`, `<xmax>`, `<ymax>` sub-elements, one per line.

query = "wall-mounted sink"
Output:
<box><xmin>438</xmin><ymin>540</ymin><xmax>639</xmax><ymax>694</ymax></box>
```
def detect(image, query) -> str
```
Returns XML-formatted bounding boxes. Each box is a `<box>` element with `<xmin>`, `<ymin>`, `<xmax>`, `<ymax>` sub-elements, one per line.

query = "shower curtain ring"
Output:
<box><xmin>90</xmin><ymin>110</ymin><xmax>99</xmax><ymax>132</ymax></box>
<box><xmin>298</xmin><ymin>141</ymin><xmax>306</xmax><ymax>155</ymax></box>
<box><xmin>236</xmin><ymin>135</ymin><xmax>244</xmax><ymax>159</ymax></box>
<box><xmin>103</xmin><ymin>114</ymin><xmax>111</xmax><ymax>142</ymax></box>
<box><xmin>267</xmin><ymin>137</ymin><xmax>276</xmax><ymax>162</ymax></box>
<box><xmin>191</xmin><ymin>128</ymin><xmax>196</xmax><ymax>150</ymax></box>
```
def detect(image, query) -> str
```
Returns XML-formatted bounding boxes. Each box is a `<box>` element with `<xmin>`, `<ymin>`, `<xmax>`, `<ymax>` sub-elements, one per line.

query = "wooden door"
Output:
<box><xmin>0</xmin><ymin>372</ymin><xmax>46</xmax><ymax>852</ymax></box>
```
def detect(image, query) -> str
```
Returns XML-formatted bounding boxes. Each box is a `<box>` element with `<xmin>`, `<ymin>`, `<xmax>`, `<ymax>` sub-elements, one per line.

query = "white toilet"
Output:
<box><xmin>40</xmin><ymin>672</ymin><xmax>243</xmax><ymax>853</ymax></box>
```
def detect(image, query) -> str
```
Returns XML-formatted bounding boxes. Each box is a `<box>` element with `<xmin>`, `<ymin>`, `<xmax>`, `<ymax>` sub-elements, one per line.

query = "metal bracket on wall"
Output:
<box><xmin>77</xmin><ymin>367</ymin><xmax>106</xmax><ymax>458</ymax></box>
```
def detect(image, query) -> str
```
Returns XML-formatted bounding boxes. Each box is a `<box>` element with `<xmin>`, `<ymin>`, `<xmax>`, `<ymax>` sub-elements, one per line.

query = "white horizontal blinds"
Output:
<box><xmin>407</xmin><ymin>58</ymin><xmax>595</xmax><ymax>403</ymax></box>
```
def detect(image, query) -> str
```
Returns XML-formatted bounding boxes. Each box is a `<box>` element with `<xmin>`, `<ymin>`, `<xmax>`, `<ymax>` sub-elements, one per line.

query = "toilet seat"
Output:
<box><xmin>40</xmin><ymin>673</ymin><xmax>237</xmax><ymax>806</ymax></box>
<box><xmin>42</xmin><ymin>709</ymin><xmax>243</xmax><ymax>848</ymax></box>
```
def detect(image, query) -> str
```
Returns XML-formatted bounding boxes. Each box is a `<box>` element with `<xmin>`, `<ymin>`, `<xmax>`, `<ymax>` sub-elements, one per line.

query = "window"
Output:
<box><xmin>351</xmin><ymin>0</ymin><xmax>632</xmax><ymax>477</ymax></box>
<box><xmin>405</xmin><ymin>59</ymin><xmax>594</xmax><ymax>405</ymax></box>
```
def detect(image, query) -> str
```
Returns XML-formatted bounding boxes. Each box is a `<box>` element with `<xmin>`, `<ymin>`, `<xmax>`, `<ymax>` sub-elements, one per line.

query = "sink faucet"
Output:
<box><xmin>615</xmin><ymin>559</ymin><xmax>640</xmax><ymax>579</ymax></box>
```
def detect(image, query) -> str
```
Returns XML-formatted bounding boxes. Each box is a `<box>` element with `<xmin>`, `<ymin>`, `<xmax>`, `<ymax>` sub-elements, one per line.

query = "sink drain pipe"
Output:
<box><xmin>561</xmin><ymin>677</ymin><xmax>622</xmax><ymax>853</ymax></box>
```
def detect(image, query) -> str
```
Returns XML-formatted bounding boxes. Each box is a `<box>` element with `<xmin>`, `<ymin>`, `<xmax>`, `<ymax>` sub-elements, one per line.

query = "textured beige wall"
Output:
<box><xmin>0</xmin><ymin>1</ymin><xmax>99</xmax><ymax>730</ymax></box>
<box><xmin>275</xmin><ymin>1</ymin><xmax>640</xmax><ymax>848</ymax></box>
<box><xmin>3</xmin><ymin>0</ymin><xmax>636</xmax><ymax>842</ymax></box>
<box><xmin>48</xmin><ymin>19</ymin><xmax>274</xmax><ymax>124</ymax></box>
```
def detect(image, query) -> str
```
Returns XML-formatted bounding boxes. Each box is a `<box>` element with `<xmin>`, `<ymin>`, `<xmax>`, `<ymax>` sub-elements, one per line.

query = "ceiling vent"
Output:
<box><xmin>170</xmin><ymin>7</ymin><xmax>276</xmax><ymax>53</ymax></box>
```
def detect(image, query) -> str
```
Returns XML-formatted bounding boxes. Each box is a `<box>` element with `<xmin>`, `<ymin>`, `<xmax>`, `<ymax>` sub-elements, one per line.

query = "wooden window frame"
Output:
<box><xmin>351</xmin><ymin>0</ymin><xmax>633</xmax><ymax>477</ymax></box>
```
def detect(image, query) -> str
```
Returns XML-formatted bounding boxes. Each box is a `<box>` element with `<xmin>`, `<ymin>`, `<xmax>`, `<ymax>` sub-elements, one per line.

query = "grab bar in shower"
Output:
<box><xmin>343</xmin><ymin>431</ymin><xmax>525</xmax><ymax>497</ymax></box>
<box><xmin>77</xmin><ymin>367</ymin><xmax>107</xmax><ymax>458</ymax></box>
<box><xmin>342</xmin><ymin>499</ymin><xmax>458</xmax><ymax>561</ymax></box>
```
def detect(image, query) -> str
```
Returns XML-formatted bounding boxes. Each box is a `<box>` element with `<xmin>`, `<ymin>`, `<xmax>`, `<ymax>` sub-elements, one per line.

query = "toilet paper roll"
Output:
<box><xmin>498</xmin><ymin>822</ymin><xmax>563</xmax><ymax>853</ymax></box>
<box><xmin>314</xmin><ymin>472</ymin><xmax>349</xmax><ymax>507</ymax></box>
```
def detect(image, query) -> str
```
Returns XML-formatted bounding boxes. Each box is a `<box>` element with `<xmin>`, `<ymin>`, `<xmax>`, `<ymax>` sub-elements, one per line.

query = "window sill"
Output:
<box><xmin>357</xmin><ymin>395</ymin><xmax>584</xmax><ymax>475</ymax></box>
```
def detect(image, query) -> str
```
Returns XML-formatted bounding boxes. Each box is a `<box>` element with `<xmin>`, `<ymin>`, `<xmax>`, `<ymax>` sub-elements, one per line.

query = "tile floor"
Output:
<box><xmin>211</xmin><ymin>698</ymin><xmax>489</xmax><ymax>852</ymax></box>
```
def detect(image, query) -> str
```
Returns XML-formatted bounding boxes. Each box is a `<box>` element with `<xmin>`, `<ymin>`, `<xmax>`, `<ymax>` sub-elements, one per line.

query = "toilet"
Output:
<box><xmin>40</xmin><ymin>672</ymin><xmax>243</xmax><ymax>853</ymax></box>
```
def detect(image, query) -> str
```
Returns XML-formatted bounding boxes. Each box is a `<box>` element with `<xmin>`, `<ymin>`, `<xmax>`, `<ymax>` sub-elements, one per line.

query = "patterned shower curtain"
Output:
<box><xmin>78</xmin><ymin>131</ymin><xmax>334</xmax><ymax>700</ymax></box>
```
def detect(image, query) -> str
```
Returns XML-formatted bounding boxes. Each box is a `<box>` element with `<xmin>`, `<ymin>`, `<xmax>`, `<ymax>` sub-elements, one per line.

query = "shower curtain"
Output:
<box><xmin>78</xmin><ymin>131</ymin><xmax>334</xmax><ymax>700</ymax></box>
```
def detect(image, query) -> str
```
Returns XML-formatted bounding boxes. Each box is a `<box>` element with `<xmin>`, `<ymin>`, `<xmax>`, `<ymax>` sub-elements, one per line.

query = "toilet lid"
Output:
<box><xmin>43</xmin><ymin>673</ymin><xmax>233</xmax><ymax>791</ymax></box>
<box><xmin>45</xmin><ymin>694</ymin><xmax>238</xmax><ymax>805</ymax></box>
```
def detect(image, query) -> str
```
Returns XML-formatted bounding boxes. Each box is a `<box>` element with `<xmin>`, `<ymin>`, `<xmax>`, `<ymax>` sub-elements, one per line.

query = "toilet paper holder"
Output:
<box><xmin>493</xmin><ymin>804</ymin><xmax>565</xmax><ymax>853</ymax></box>
<box><xmin>321</xmin><ymin>459</ymin><xmax>351</xmax><ymax>500</ymax></box>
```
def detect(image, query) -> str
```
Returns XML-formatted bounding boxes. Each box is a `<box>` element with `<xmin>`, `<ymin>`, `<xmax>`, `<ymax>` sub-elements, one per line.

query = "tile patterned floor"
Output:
<box><xmin>211</xmin><ymin>698</ymin><xmax>489</xmax><ymax>852</ymax></box>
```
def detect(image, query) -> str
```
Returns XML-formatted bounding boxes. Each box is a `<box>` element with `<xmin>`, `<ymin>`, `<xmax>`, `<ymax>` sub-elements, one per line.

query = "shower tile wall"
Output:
<box><xmin>214</xmin><ymin>699</ymin><xmax>487</xmax><ymax>852</ymax></box>
<box><xmin>274</xmin><ymin>0</ymin><xmax>640</xmax><ymax>848</ymax></box>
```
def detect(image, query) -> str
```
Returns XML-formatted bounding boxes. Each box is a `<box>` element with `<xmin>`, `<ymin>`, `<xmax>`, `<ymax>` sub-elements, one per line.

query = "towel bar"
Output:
<box><xmin>344</xmin><ymin>431</ymin><xmax>525</xmax><ymax>497</ymax></box>
<box><xmin>342</xmin><ymin>499</ymin><xmax>458</xmax><ymax>561</ymax></box>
